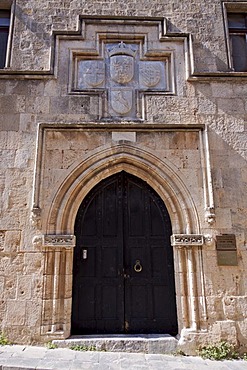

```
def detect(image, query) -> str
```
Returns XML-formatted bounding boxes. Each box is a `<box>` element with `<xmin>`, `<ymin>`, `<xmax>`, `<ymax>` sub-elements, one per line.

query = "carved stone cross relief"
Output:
<box><xmin>73</xmin><ymin>41</ymin><xmax>169</xmax><ymax>120</ymax></box>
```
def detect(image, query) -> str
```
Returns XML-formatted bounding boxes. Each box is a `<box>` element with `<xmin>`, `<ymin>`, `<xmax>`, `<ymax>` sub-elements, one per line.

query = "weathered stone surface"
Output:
<box><xmin>53</xmin><ymin>335</ymin><xmax>178</xmax><ymax>354</ymax></box>
<box><xmin>0</xmin><ymin>0</ymin><xmax>246</xmax><ymax>355</ymax></box>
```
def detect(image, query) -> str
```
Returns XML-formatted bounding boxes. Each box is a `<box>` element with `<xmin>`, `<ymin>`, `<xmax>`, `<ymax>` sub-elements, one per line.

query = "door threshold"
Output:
<box><xmin>53</xmin><ymin>334</ymin><xmax>178</xmax><ymax>354</ymax></box>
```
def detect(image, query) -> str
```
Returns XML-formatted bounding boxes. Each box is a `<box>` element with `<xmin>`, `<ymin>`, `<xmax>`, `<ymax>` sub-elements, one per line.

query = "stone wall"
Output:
<box><xmin>0</xmin><ymin>0</ymin><xmax>247</xmax><ymax>353</ymax></box>
<box><xmin>12</xmin><ymin>0</ymin><xmax>227</xmax><ymax>72</ymax></box>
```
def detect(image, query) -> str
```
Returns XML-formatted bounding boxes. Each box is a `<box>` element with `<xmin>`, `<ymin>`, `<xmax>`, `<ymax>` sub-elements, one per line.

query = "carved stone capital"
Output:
<box><xmin>32</xmin><ymin>234</ymin><xmax>43</xmax><ymax>249</ymax></box>
<box><xmin>171</xmin><ymin>234</ymin><xmax>204</xmax><ymax>247</ymax></box>
<box><xmin>42</xmin><ymin>235</ymin><xmax>76</xmax><ymax>248</ymax></box>
<box><xmin>204</xmin><ymin>234</ymin><xmax>214</xmax><ymax>246</ymax></box>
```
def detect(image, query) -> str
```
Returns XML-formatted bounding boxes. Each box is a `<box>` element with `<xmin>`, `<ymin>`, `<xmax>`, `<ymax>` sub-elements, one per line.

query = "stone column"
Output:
<box><xmin>171</xmin><ymin>234</ymin><xmax>207</xmax><ymax>332</ymax></box>
<box><xmin>40</xmin><ymin>235</ymin><xmax>75</xmax><ymax>339</ymax></box>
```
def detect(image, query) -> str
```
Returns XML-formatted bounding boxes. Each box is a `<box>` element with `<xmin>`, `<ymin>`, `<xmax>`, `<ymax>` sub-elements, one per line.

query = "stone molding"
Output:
<box><xmin>171</xmin><ymin>234</ymin><xmax>204</xmax><ymax>246</ymax></box>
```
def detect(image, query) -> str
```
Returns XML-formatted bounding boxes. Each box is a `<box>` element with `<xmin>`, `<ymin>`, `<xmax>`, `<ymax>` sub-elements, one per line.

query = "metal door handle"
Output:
<box><xmin>134</xmin><ymin>259</ymin><xmax>142</xmax><ymax>273</ymax></box>
<box><xmin>82</xmin><ymin>249</ymin><xmax>87</xmax><ymax>259</ymax></box>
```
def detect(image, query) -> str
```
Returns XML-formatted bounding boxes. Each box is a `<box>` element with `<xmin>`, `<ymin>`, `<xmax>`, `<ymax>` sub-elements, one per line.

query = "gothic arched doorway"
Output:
<box><xmin>71</xmin><ymin>171</ymin><xmax>178</xmax><ymax>335</ymax></box>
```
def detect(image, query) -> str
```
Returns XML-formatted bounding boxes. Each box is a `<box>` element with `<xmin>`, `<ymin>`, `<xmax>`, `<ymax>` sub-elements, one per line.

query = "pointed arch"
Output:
<box><xmin>45</xmin><ymin>145</ymin><xmax>200</xmax><ymax>235</ymax></box>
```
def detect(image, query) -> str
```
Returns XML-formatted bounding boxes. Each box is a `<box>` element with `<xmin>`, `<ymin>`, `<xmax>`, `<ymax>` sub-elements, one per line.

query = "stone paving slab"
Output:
<box><xmin>1</xmin><ymin>345</ymin><xmax>247</xmax><ymax>369</ymax></box>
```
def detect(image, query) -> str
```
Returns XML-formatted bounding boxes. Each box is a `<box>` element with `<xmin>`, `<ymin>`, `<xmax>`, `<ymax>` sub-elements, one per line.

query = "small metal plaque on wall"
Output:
<box><xmin>216</xmin><ymin>234</ymin><xmax>238</xmax><ymax>266</ymax></box>
<box><xmin>216</xmin><ymin>234</ymin><xmax>237</xmax><ymax>250</ymax></box>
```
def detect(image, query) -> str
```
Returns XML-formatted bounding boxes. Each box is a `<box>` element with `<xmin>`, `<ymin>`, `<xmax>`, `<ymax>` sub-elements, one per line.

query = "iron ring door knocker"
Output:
<box><xmin>134</xmin><ymin>259</ymin><xmax>142</xmax><ymax>273</ymax></box>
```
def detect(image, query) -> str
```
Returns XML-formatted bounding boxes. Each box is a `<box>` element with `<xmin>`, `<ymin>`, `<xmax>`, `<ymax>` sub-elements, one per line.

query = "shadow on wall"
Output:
<box><xmin>195</xmin><ymin>81</ymin><xmax>247</xmax><ymax>162</ymax></box>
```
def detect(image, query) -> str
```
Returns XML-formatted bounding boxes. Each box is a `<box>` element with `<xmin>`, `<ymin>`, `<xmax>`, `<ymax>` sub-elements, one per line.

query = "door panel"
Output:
<box><xmin>71</xmin><ymin>171</ymin><xmax>178</xmax><ymax>335</ymax></box>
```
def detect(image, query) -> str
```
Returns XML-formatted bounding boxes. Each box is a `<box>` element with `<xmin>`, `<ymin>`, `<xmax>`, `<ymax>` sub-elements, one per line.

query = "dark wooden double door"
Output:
<box><xmin>72</xmin><ymin>171</ymin><xmax>177</xmax><ymax>335</ymax></box>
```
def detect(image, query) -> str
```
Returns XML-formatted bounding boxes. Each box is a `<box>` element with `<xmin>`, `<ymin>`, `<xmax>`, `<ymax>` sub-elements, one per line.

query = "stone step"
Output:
<box><xmin>53</xmin><ymin>334</ymin><xmax>178</xmax><ymax>354</ymax></box>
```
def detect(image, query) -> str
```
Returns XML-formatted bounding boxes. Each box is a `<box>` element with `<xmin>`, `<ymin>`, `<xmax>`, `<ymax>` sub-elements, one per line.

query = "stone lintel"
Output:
<box><xmin>171</xmin><ymin>234</ymin><xmax>204</xmax><ymax>247</ymax></box>
<box><xmin>42</xmin><ymin>235</ymin><xmax>76</xmax><ymax>248</ymax></box>
<box><xmin>112</xmin><ymin>131</ymin><xmax>136</xmax><ymax>142</ymax></box>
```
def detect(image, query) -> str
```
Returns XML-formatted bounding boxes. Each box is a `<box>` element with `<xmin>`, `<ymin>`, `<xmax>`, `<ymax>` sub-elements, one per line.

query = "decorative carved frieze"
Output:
<box><xmin>42</xmin><ymin>235</ymin><xmax>76</xmax><ymax>248</ymax></box>
<box><xmin>171</xmin><ymin>234</ymin><xmax>204</xmax><ymax>246</ymax></box>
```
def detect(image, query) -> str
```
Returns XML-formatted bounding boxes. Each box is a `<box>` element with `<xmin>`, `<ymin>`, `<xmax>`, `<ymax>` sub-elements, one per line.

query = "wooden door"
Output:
<box><xmin>71</xmin><ymin>171</ymin><xmax>177</xmax><ymax>335</ymax></box>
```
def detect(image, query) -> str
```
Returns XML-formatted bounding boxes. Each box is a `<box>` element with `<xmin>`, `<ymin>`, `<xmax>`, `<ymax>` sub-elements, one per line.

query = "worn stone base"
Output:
<box><xmin>53</xmin><ymin>334</ymin><xmax>178</xmax><ymax>354</ymax></box>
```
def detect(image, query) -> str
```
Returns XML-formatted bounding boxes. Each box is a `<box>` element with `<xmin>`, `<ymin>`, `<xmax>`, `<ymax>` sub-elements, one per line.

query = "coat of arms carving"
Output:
<box><xmin>110</xmin><ymin>89</ymin><xmax>132</xmax><ymax>114</ymax></box>
<box><xmin>110</xmin><ymin>55</ymin><xmax>134</xmax><ymax>84</ymax></box>
<box><xmin>139</xmin><ymin>62</ymin><xmax>162</xmax><ymax>88</ymax></box>
<box><xmin>78</xmin><ymin>60</ymin><xmax>105</xmax><ymax>88</ymax></box>
<box><xmin>75</xmin><ymin>40</ymin><xmax>168</xmax><ymax>119</ymax></box>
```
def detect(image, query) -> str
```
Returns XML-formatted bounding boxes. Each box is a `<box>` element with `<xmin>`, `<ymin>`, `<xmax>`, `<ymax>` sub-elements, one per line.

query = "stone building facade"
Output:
<box><xmin>0</xmin><ymin>0</ymin><xmax>247</xmax><ymax>353</ymax></box>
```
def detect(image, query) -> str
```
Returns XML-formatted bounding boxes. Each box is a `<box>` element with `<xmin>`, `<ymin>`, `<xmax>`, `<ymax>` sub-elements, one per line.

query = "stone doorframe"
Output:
<box><xmin>40</xmin><ymin>233</ymin><xmax>208</xmax><ymax>339</ymax></box>
<box><xmin>33</xmin><ymin>127</ymin><xmax>211</xmax><ymax>340</ymax></box>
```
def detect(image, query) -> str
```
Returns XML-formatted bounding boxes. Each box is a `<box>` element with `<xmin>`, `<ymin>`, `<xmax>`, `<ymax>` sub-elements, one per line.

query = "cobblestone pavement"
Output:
<box><xmin>1</xmin><ymin>345</ymin><xmax>247</xmax><ymax>369</ymax></box>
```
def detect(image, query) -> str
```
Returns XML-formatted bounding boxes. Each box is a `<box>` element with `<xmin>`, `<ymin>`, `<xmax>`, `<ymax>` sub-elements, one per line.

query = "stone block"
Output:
<box><xmin>168</xmin><ymin>132</ymin><xmax>199</xmax><ymax>150</ymax></box>
<box><xmin>4</xmin><ymin>230</ymin><xmax>21</xmax><ymax>253</ymax></box>
<box><xmin>211</xmin><ymin>320</ymin><xmax>238</xmax><ymax>346</ymax></box>
<box><xmin>19</xmin><ymin>113</ymin><xmax>37</xmax><ymax>133</ymax></box>
<box><xmin>0</xmin><ymin>110</ymin><xmax>20</xmax><ymax>131</ymax></box>
<box><xmin>26</xmin><ymin>96</ymin><xmax>50</xmax><ymax>114</ymax></box>
<box><xmin>44</xmin><ymin>80</ymin><xmax>60</xmax><ymax>97</ymax></box>
<box><xmin>44</xmin><ymin>149</ymin><xmax>63</xmax><ymax>169</ymax></box>
<box><xmin>0</xmin><ymin>150</ymin><xmax>16</xmax><ymax>169</ymax></box>
<box><xmin>26</xmin><ymin>301</ymin><xmax>42</xmax><ymax>327</ymax></box>
<box><xmin>69</xmin><ymin>96</ymin><xmax>90</xmax><ymax>114</ymax></box>
<box><xmin>4</xmin><ymin>277</ymin><xmax>17</xmax><ymax>300</ymax></box>
<box><xmin>6</xmin><ymin>300</ymin><xmax>26</xmax><ymax>326</ymax></box>
<box><xmin>223</xmin><ymin>296</ymin><xmax>238</xmax><ymax>320</ymax></box>
<box><xmin>0</xmin><ymin>96</ymin><xmax>22</xmax><ymax>114</ymax></box>
<box><xmin>215</xmin><ymin>208</ymin><xmax>232</xmax><ymax>229</ymax></box>
<box><xmin>17</xmin><ymin>275</ymin><xmax>32</xmax><ymax>300</ymax></box>
<box><xmin>0</xmin><ymin>132</ymin><xmax>8</xmax><ymax>149</ymax></box>
<box><xmin>24</xmin><ymin>253</ymin><xmax>43</xmax><ymax>274</ymax></box>
<box><xmin>7</xmin><ymin>254</ymin><xmax>25</xmax><ymax>275</ymax></box>
<box><xmin>31</xmin><ymin>276</ymin><xmax>43</xmax><ymax>298</ymax></box>
<box><xmin>197</xmin><ymin>97</ymin><xmax>217</xmax><ymax>114</ymax></box>
<box><xmin>112</xmin><ymin>132</ymin><xmax>136</xmax><ymax>143</ymax></box>
<box><xmin>28</xmin><ymin>81</ymin><xmax>45</xmax><ymax>96</ymax></box>
<box><xmin>211</xmin><ymin>83</ymin><xmax>234</xmax><ymax>98</ymax></box>
<box><xmin>14</xmin><ymin>149</ymin><xmax>32</xmax><ymax>168</ymax></box>
<box><xmin>5</xmin><ymin>80</ymin><xmax>29</xmax><ymax>96</ymax></box>
<box><xmin>45</xmin><ymin>131</ymin><xmax>71</xmax><ymax>150</ymax></box>
<box><xmin>217</xmin><ymin>98</ymin><xmax>245</xmax><ymax>115</ymax></box>
<box><xmin>50</xmin><ymin>97</ymin><xmax>69</xmax><ymax>114</ymax></box>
